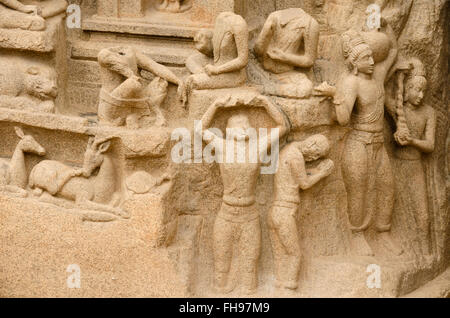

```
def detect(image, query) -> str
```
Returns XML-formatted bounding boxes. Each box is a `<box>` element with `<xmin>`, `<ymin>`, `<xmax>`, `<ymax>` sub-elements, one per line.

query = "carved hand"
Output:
<box><xmin>394</xmin><ymin>129</ymin><xmax>411</xmax><ymax>146</ymax></box>
<box><xmin>313</xmin><ymin>82</ymin><xmax>336</xmax><ymax>98</ymax></box>
<box><xmin>267</xmin><ymin>49</ymin><xmax>287</xmax><ymax>62</ymax></box>
<box><xmin>318</xmin><ymin>159</ymin><xmax>335</xmax><ymax>176</ymax></box>
<box><xmin>20</xmin><ymin>5</ymin><xmax>41</xmax><ymax>16</ymax></box>
<box><xmin>204</xmin><ymin>64</ymin><xmax>219</xmax><ymax>76</ymax></box>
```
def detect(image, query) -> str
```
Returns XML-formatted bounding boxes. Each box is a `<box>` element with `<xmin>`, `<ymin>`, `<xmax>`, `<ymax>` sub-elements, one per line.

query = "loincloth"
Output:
<box><xmin>218</xmin><ymin>196</ymin><xmax>259</xmax><ymax>223</ymax></box>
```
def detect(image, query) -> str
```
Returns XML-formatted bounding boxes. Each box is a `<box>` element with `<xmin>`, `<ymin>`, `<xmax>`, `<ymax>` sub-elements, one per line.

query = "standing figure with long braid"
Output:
<box><xmin>386</xmin><ymin>58</ymin><xmax>436</xmax><ymax>256</ymax></box>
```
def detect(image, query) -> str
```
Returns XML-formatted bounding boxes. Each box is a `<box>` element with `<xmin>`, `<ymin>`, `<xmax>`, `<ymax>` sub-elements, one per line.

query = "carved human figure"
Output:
<box><xmin>185</xmin><ymin>29</ymin><xmax>213</xmax><ymax>75</ymax></box>
<box><xmin>196</xmin><ymin>94</ymin><xmax>289</xmax><ymax>294</ymax></box>
<box><xmin>185</xmin><ymin>12</ymin><xmax>249</xmax><ymax>95</ymax></box>
<box><xmin>253</xmin><ymin>8</ymin><xmax>320</xmax><ymax>98</ymax></box>
<box><xmin>0</xmin><ymin>64</ymin><xmax>57</xmax><ymax>113</ymax></box>
<box><xmin>29</xmin><ymin>136</ymin><xmax>128</xmax><ymax>219</ymax></box>
<box><xmin>97</xmin><ymin>46</ymin><xmax>186</xmax><ymax>128</ymax></box>
<box><xmin>156</xmin><ymin>0</ymin><xmax>192</xmax><ymax>13</ymax></box>
<box><xmin>386</xmin><ymin>58</ymin><xmax>436</xmax><ymax>255</ymax></box>
<box><xmin>269</xmin><ymin>135</ymin><xmax>334</xmax><ymax>290</ymax></box>
<box><xmin>0</xmin><ymin>127</ymin><xmax>46</xmax><ymax>197</ymax></box>
<box><xmin>314</xmin><ymin>23</ymin><xmax>402</xmax><ymax>256</ymax></box>
<box><xmin>0</xmin><ymin>0</ymin><xmax>68</xmax><ymax>31</ymax></box>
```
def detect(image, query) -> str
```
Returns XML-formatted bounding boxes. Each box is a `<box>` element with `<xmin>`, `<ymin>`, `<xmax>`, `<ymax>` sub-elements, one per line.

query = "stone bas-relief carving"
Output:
<box><xmin>185</xmin><ymin>12</ymin><xmax>249</xmax><ymax>95</ymax></box>
<box><xmin>252</xmin><ymin>8</ymin><xmax>319</xmax><ymax>99</ymax></box>
<box><xmin>0</xmin><ymin>63</ymin><xmax>57</xmax><ymax>113</ymax></box>
<box><xmin>197</xmin><ymin>93</ymin><xmax>289</xmax><ymax>294</ymax></box>
<box><xmin>97</xmin><ymin>46</ymin><xmax>186</xmax><ymax>128</ymax></box>
<box><xmin>314</xmin><ymin>24</ymin><xmax>403</xmax><ymax>257</ymax></box>
<box><xmin>156</xmin><ymin>0</ymin><xmax>193</xmax><ymax>13</ymax></box>
<box><xmin>386</xmin><ymin>57</ymin><xmax>437</xmax><ymax>256</ymax></box>
<box><xmin>0</xmin><ymin>127</ymin><xmax>46</xmax><ymax>197</ymax></box>
<box><xmin>0</xmin><ymin>0</ymin><xmax>68</xmax><ymax>31</ymax></box>
<box><xmin>269</xmin><ymin>135</ymin><xmax>334</xmax><ymax>291</ymax></box>
<box><xmin>29</xmin><ymin>136</ymin><xmax>129</xmax><ymax>221</ymax></box>
<box><xmin>0</xmin><ymin>0</ymin><xmax>448</xmax><ymax>298</ymax></box>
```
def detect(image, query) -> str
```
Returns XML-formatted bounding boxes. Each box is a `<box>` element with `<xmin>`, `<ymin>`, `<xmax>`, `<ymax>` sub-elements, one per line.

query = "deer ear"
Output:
<box><xmin>14</xmin><ymin>127</ymin><xmax>25</xmax><ymax>139</ymax></box>
<box><xmin>87</xmin><ymin>137</ymin><xmax>95</xmax><ymax>147</ymax></box>
<box><xmin>98</xmin><ymin>140</ymin><xmax>111</xmax><ymax>153</ymax></box>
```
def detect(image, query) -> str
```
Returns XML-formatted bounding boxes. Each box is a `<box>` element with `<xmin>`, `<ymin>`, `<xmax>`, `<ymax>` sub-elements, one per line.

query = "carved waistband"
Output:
<box><xmin>348</xmin><ymin>130</ymin><xmax>384</xmax><ymax>145</ymax></box>
<box><xmin>99</xmin><ymin>89</ymin><xmax>150</xmax><ymax>109</ymax></box>
<box><xmin>223</xmin><ymin>195</ymin><xmax>256</xmax><ymax>207</ymax></box>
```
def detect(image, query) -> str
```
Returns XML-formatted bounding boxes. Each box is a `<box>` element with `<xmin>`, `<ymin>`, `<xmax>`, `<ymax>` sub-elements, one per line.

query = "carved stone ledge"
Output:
<box><xmin>82</xmin><ymin>17</ymin><xmax>210</xmax><ymax>39</ymax></box>
<box><xmin>0</xmin><ymin>16</ymin><xmax>64</xmax><ymax>52</ymax></box>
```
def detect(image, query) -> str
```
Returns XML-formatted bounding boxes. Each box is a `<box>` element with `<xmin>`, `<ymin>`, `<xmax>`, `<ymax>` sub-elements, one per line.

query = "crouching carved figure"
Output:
<box><xmin>29</xmin><ymin>136</ymin><xmax>129</xmax><ymax>219</ymax></box>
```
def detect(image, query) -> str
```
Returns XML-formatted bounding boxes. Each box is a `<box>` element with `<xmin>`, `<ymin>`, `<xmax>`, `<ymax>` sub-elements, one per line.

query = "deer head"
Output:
<box><xmin>15</xmin><ymin>127</ymin><xmax>46</xmax><ymax>156</ymax></box>
<box><xmin>81</xmin><ymin>136</ymin><xmax>113</xmax><ymax>177</ymax></box>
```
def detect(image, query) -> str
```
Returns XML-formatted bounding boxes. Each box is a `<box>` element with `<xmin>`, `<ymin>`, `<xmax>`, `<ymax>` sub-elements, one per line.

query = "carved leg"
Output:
<box><xmin>268</xmin><ymin>214</ymin><xmax>283</xmax><ymax>288</ymax></box>
<box><xmin>77</xmin><ymin>198</ymin><xmax>130</xmax><ymax>219</ymax></box>
<box><xmin>213</xmin><ymin>216</ymin><xmax>235</xmax><ymax>293</ymax></box>
<box><xmin>375</xmin><ymin>147</ymin><xmax>403</xmax><ymax>256</ymax></box>
<box><xmin>146</xmin><ymin>77</ymin><xmax>168</xmax><ymax>127</ymax></box>
<box><xmin>271</xmin><ymin>206</ymin><xmax>300</xmax><ymax>290</ymax></box>
<box><xmin>342</xmin><ymin>137</ymin><xmax>374</xmax><ymax>256</ymax></box>
<box><xmin>1</xmin><ymin>185</ymin><xmax>28</xmax><ymax>198</ymax></box>
<box><xmin>240</xmin><ymin>218</ymin><xmax>261</xmax><ymax>295</ymax></box>
<box><xmin>111</xmin><ymin>76</ymin><xmax>142</xmax><ymax>99</ymax></box>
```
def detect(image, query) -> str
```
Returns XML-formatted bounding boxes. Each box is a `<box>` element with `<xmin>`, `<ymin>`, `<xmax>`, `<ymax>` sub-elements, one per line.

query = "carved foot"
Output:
<box><xmin>351</xmin><ymin>232</ymin><xmax>374</xmax><ymax>256</ymax></box>
<box><xmin>378</xmin><ymin>232</ymin><xmax>403</xmax><ymax>256</ymax></box>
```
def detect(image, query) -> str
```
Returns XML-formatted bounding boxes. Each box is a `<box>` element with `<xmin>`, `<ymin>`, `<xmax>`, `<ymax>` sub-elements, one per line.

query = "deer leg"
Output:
<box><xmin>2</xmin><ymin>185</ymin><xmax>28</xmax><ymax>198</ymax></box>
<box><xmin>77</xmin><ymin>198</ymin><xmax>130</xmax><ymax>219</ymax></box>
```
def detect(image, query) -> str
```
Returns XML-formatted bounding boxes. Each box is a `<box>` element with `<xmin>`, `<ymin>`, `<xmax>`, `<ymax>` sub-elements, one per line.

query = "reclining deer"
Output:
<box><xmin>0</xmin><ymin>127</ymin><xmax>46</xmax><ymax>197</ymax></box>
<box><xmin>29</xmin><ymin>136</ymin><xmax>129</xmax><ymax>219</ymax></box>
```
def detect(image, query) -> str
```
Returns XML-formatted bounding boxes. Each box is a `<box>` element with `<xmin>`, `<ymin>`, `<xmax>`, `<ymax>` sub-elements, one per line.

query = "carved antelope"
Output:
<box><xmin>29</xmin><ymin>136</ymin><xmax>128</xmax><ymax>218</ymax></box>
<box><xmin>0</xmin><ymin>127</ymin><xmax>46</xmax><ymax>197</ymax></box>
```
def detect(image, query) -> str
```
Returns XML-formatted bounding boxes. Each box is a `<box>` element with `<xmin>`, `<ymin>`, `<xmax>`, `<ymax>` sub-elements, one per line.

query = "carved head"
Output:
<box><xmin>82</xmin><ymin>137</ymin><xmax>112</xmax><ymax>177</ymax></box>
<box><xmin>405</xmin><ymin>58</ymin><xmax>427</xmax><ymax>107</ymax></box>
<box><xmin>24</xmin><ymin>66</ymin><xmax>58</xmax><ymax>101</ymax></box>
<box><xmin>300</xmin><ymin>134</ymin><xmax>330</xmax><ymax>162</ymax></box>
<box><xmin>342</xmin><ymin>30</ymin><xmax>374</xmax><ymax>75</ymax></box>
<box><xmin>15</xmin><ymin>127</ymin><xmax>46</xmax><ymax>156</ymax></box>
<box><xmin>194</xmin><ymin>29</ymin><xmax>213</xmax><ymax>57</ymax></box>
<box><xmin>226</xmin><ymin>113</ymin><xmax>252</xmax><ymax>141</ymax></box>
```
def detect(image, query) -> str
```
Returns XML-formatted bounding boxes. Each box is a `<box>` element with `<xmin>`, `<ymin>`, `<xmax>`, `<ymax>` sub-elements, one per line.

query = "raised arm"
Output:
<box><xmin>198</xmin><ymin>99</ymin><xmax>226</xmax><ymax>142</ymax></box>
<box><xmin>374</xmin><ymin>23</ymin><xmax>398</xmax><ymax>82</ymax></box>
<box><xmin>410</xmin><ymin>108</ymin><xmax>436</xmax><ymax>153</ymax></box>
<box><xmin>136</xmin><ymin>51</ymin><xmax>182</xmax><ymax>86</ymax></box>
<box><xmin>259</xmin><ymin>97</ymin><xmax>289</xmax><ymax>154</ymax></box>
<box><xmin>136</xmin><ymin>51</ymin><xmax>186</xmax><ymax>103</ymax></box>
<box><xmin>1</xmin><ymin>0</ymin><xmax>33</xmax><ymax>12</ymax></box>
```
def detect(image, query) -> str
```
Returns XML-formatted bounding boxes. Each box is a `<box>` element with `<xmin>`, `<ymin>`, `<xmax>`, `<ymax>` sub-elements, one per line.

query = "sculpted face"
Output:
<box><xmin>300</xmin><ymin>135</ymin><xmax>330</xmax><ymax>162</ymax></box>
<box><xmin>355</xmin><ymin>50</ymin><xmax>375</xmax><ymax>75</ymax></box>
<box><xmin>406</xmin><ymin>76</ymin><xmax>427</xmax><ymax>106</ymax></box>
<box><xmin>194</xmin><ymin>29</ymin><xmax>213</xmax><ymax>57</ymax></box>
